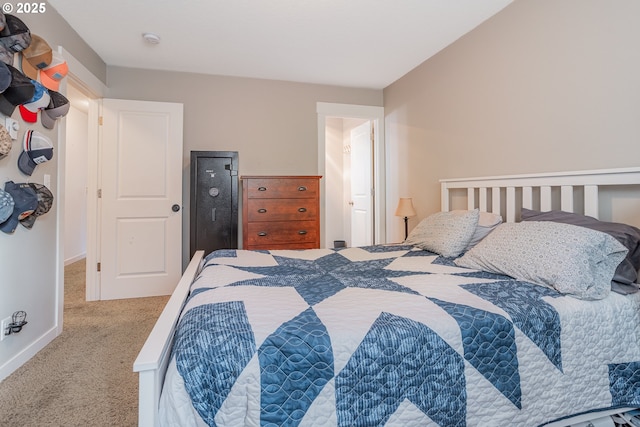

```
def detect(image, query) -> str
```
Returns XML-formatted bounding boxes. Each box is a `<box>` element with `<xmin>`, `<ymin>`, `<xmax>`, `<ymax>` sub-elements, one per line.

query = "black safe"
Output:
<box><xmin>190</xmin><ymin>151</ymin><xmax>239</xmax><ymax>257</ymax></box>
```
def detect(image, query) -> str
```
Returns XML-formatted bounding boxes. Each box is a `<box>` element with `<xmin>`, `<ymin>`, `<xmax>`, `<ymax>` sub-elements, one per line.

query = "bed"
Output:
<box><xmin>134</xmin><ymin>167</ymin><xmax>640</xmax><ymax>427</ymax></box>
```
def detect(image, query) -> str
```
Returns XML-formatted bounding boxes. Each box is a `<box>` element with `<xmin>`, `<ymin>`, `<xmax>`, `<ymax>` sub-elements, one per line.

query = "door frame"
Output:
<box><xmin>317</xmin><ymin>102</ymin><xmax>386</xmax><ymax>248</ymax></box>
<box><xmin>56</xmin><ymin>46</ymin><xmax>106</xmax><ymax>321</ymax></box>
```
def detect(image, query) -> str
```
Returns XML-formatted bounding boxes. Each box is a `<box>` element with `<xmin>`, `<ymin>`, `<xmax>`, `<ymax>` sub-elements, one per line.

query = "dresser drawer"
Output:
<box><xmin>247</xmin><ymin>242</ymin><xmax>318</xmax><ymax>250</ymax></box>
<box><xmin>246</xmin><ymin>221</ymin><xmax>318</xmax><ymax>246</ymax></box>
<box><xmin>246</xmin><ymin>199</ymin><xmax>317</xmax><ymax>222</ymax></box>
<box><xmin>242</xmin><ymin>175</ymin><xmax>321</xmax><ymax>250</ymax></box>
<box><xmin>245</xmin><ymin>178</ymin><xmax>319</xmax><ymax>199</ymax></box>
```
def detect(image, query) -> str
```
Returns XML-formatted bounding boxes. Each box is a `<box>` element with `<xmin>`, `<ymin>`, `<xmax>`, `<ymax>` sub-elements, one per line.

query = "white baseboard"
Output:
<box><xmin>0</xmin><ymin>326</ymin><xmax>59</xmax><ymax>383</ymax></box>
<box><xmin>64</xmin><ymin>253</ymin><xmax>86</xmax><ymax>266</ymax></box>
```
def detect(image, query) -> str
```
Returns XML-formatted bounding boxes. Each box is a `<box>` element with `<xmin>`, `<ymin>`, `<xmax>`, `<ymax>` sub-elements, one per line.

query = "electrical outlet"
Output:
<box><xmin>0</xmin><ymin>316</ymin><xmax>11</xmax><ymax>341</ymax></box>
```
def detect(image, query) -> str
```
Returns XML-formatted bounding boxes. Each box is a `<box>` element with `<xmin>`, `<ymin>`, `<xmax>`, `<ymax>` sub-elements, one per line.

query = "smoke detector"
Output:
<box><xmin>142</xmin><ymin>32</ymin><xmax>161</xmax><ymax>44</ymax></box>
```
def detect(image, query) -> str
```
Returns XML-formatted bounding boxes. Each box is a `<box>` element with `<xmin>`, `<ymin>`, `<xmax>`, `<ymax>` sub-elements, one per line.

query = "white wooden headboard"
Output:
<box><xmin>440</xmin><ymin>167</ymin><xmax>640</xmax><ymax>223</ymax></box>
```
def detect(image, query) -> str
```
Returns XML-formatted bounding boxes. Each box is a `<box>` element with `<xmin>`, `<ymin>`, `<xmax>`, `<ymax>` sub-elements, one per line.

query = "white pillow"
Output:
<box><xmin>454</xmin><ymin>221</ymin><xmax>628</xmax><ymax>300</ymax></box>
<box><xmin>404</xmin><ymin>209</ymin><xmax>479</xmax><ymax>257</ymax></box>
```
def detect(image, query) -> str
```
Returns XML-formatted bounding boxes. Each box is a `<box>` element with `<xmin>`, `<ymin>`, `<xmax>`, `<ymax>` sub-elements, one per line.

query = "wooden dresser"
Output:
<box><xmin>242</xmin><ymin>176</ymin><xmax>321</xmax><ymax>250</ymax></box>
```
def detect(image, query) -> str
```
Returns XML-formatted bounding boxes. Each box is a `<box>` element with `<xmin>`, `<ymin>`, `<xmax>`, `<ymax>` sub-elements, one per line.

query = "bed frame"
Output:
<box><xmin>134</xmin><ymin>250</ymin><xmax>205</xmax><ymax>427</ymax></box>
<box><xmin>134</xmin><ymin>166</ymin><xmax>640</xmax><ymax>427</ymax></box>
<box><xmin>441</xmin><ymin>167</ymin><xmax>640</xmax><ymax>223</ymax></box>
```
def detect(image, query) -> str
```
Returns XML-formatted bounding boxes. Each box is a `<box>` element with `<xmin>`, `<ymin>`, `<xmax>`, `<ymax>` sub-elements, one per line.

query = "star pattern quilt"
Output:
<box><xmin>159</xmin><ymin>246</ymin><xmax>640</xmax><ymax>426</ymax></box>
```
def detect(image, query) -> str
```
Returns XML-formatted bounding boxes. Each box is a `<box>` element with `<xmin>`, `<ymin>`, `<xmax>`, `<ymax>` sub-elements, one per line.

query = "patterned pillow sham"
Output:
<box><xmin>454</xmin><ymin>221</ymin><xmax>628</xmax><ymax>300</ymax></box>
<box><xmin>521</xmin><ymin>208</ymin><xmax>640</xmax><ymax>291</ymax></box>
<box><xmin>404</xmin><ymin>209</ymin><xmax>479</xmax><ymax>258</ymax></box>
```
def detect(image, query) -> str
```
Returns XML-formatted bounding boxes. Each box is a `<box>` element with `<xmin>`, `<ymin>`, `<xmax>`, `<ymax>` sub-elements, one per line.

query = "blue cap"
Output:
<box><xmin>0</xmin><ymin>181</ymin><xmax>37</xmax><ymax>234</ymax></box>
<box><xmin>0</xmin><ymin>187</ymin><xmax>14</xmax><ymax>224</ymax></box>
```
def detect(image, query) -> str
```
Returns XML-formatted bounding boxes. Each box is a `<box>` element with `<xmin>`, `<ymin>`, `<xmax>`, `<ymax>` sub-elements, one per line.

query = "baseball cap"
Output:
<box><xmin>0</xmin><ymin>187</ymin><xmax>14</xmax><ymax>224</ymax></box>
<box><xmin>0</xmin><ymin>61</ymin><xmax>11</xmax><ymax>93</ymax></box>
<box><xmin>0</xmin><ymin>14</ymin><xmax>31</xmax><ymax>65</ymax></box>
<box><xmin>18</xmin><ymin>130</ymin><xmax>53</xmax><ymax>175</ymax></box>
<box><xmin>0</xmin><ymin>181</ymin><xmax>37</xmax><ymax>234</ymax></box>
<box><xmin>19</xmin><ymin>34</ymin><xmax>51</xmax><ymax>80</ymax></box>
<box><xmin>0</xmin><ymin>123</ymin><xmax>11</xmax><ymax>159</ymax></box>
<box><xmin>41</xmin><ymin>90</ymin><xmax>69</xmax><ymax>129</ymax></box>
<box><xmin>40</xmin><ymin>50</ymin><xmax>68</xmax><ymax>91</ymax></box>
<box><xmin>19</xmin><ymin>79</ymin><xmax>49</xmax><ymax>122</ymax></box>
<box><xmin>0</xmin><ymin>64</ymin><xmax>35</xmax><ymax>116</ymax></box>
<box><xmin>19</xmin><ymin>182</ymin><xmax>53</xmax><ymax>229</ymax></box>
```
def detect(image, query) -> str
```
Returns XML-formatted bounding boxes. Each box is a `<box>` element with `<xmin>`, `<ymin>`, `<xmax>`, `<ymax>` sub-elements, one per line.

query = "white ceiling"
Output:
<box><xmin>48</xmin><ymin>0</ymin><xmax>513</xmax><ymax>90</ymax></box>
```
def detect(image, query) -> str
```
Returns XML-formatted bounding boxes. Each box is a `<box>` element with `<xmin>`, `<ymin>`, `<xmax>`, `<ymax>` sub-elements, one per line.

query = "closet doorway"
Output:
<box><xmin>317</xmin><ymin>103</ymin><xmax>385</xmax><ymax>248</ymax></box>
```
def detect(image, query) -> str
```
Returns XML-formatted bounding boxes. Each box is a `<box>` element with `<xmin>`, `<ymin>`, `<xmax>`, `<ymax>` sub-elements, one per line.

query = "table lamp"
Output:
<box><xmin>395</xmin><ymin>198</ymin><xmax>416</xmax><ymax>240</ymax></box>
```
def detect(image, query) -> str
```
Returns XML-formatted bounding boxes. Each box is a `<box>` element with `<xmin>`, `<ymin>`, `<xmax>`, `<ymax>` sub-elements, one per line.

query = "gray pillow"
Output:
<box><xmin>454</xmin><ymin>221</ymin><xmax>628</xmax><ymax>300</ymax></box>
<box><xmin>404</xmin><ymin>209</ymin><xmax>479</xmax><ymax>258</ymax></box>
<box><xmin>521</xmin><ymin>209</ymin><xmax>640</xmax><ymax>292</ymax></box>
<box><xmin>464</xmin><ymin>211</ymin><xmax>503</xmax><ymax>251</ymax></box>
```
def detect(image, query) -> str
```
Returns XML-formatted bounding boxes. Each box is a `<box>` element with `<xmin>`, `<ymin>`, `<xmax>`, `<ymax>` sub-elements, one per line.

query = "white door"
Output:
<box><xmin>350</xmin><ymin>121</ymin><xmax>373</xmax><ymax>246</ymax></box>
<box><xmin>99</xmin><ymin>99</ymin><xmax>184</xmax><ymax>300</ymax></box>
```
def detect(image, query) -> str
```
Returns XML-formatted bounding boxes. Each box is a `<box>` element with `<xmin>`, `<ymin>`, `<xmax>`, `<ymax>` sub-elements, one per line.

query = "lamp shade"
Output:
<box><xmin>395</xmin><ymin>198</ymin><xmax>416</xmax><ymax>217</ymax></box>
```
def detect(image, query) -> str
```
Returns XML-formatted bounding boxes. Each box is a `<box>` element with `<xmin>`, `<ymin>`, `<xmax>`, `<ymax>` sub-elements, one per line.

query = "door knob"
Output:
<box><xmin>172</xmin><ymin>204</ymin><xmax>181</xmax><ymax>212</ymax></box>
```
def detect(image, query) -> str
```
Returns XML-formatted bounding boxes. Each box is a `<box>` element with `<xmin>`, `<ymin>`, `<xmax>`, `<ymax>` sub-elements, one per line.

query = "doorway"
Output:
<box><xmin>63</xmin><ymin>83</ymin><xmax>90</xmax><ymax>267</ymax></box>
<box><xmin>317</xmin><ymin>103</ymin><xmax>385</xmax><ymax>248</ymax></box>
<box><xmin>55</xmin><ymin>46</ymin><xmax>106</xmax><ymax>333</ymax></box>
<box><xmin>348</xmin><ymin>120</ymin><xmax>373</xmax><ymax>247</ymax></box>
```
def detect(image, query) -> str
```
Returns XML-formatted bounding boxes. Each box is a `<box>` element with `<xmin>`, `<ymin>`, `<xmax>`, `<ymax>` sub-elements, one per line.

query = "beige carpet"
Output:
<box><xmin>0</xmin><ymin>259</ymin><xmax>169</xmax><ymax>427</ymax></box>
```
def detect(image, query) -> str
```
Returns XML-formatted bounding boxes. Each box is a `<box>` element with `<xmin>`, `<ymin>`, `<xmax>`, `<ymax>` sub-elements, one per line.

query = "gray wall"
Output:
<box><xmin>384</xmin><ymin>0</ymin><xmax>640</xmax><ymax>227</ymax></box>
<box><xmin>16</xmin><ymin>3</ymin><xmax>106</xmax><ymax>84</ymax></box>
<box><xmin>0</xmin><ymin>3</ymin><xmax>106</xmax><ymax>380</ymax></box>
<box><xmin>106</xmin><ymin>67</ymin><xmax>383</xmax><ymax>265</ymax></box>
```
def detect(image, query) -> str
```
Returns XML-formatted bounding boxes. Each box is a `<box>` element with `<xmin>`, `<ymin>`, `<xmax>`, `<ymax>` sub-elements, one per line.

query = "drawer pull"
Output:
<box><xmin>298</xmin><ymin>230</ymin><xmax>307</xmax><ymax>235</ymax></box>
<box><xmin>298</xmin><ymin>186</ymin><xmax>307</xmax><ymax>191</ymax></box>
<box><xmin>257</xmin><ymin>208</ymin><xmax>267</xmax><ymax>213</ymax></box>
<box><xmin>258</xmin><ymin>187</ymin><xmax>267</xmax><ymax>191</ymax></box>
<box><xmin>258</xmin><ymin>232</ymin><xmax>267</xmax><ymax>237</ymax></box>
<box><xmin>298</xmin><ymin>207</ymin><xmax>307</xmax><ymax>213</ymax></box>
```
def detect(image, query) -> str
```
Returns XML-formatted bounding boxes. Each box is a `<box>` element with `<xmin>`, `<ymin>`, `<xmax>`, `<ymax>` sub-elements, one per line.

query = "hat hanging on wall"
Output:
<box><xmin>0</xmin><ymin>64</ymin><xmax>35</xmax><ymax>116</ymax></box>
<box><xmin>0</xmin><ymin>11</ymin><xmax>7</xmax><ymax>33</ymax></box>
<box><xmin>0</xmin><ymin>123</ymin><xmax>12</xmax><ymax>159</ymax></box>
<box><xmin>0</xmin><ymin>14</ymin><xmax>31</xmax><ymax>65</ymax></box>
<box><xmin>40</xmin><ymin>50</ymin><xmax>68</xmax><ymax>91</ymax></box>
<box><xmin>0</xmin><ymin>186</ymin><xmax>14</xmax><ymax>225</ymax></box>
<box><xmin>19</xmin><ymin>182</ymin><xmax>53</xmax><ymax>229</ymax></box>
<box><xmin>19</xmin><ymin>34</ymin><xmax>52</xmax><ymax>79</ymax></box>
<box><xmin>0</xmin><ymin>61</ymin><xmax>11</xmax><ymax>93</ymax></box>
<box><xmin>41</xmin><ymin>90</ymin><xmax>69</xmax><ymax>129</ymax></box>
<box><xmin>18</xmin><ymin>129</ymin><xmax>53</xmax><ymax>175</ymax></box>
<box><xmin>0</xmin><ymin>181</ymin><xmax>37</xmax><ymax>234</ymax></box>
<box><xmin>19</xmin><ymin>79</ymin><xmax>50</xmax><ymax>123</ymax></box>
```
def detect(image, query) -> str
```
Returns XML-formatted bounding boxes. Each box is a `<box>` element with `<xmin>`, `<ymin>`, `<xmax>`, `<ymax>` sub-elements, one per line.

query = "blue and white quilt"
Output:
<box><xmin>159</xmin><ymin>246</ymin><xmax>640</xmax><ymax>426</ymax></box>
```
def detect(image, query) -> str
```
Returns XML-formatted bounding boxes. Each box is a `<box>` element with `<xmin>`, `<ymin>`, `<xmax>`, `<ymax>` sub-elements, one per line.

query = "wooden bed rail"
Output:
<box><xmin>440</xmin><ymin>167</ymin><xmax>640</xmax><ymax>222</ymax></box>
